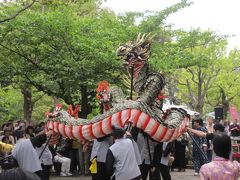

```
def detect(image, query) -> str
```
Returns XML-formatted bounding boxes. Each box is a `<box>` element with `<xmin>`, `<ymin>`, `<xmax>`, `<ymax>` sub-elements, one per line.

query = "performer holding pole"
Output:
<box><xmin>187</xmin><ymin>130</ymin><xmax>209</xmax><ymax>163</ymax></box>
<box><xmin>189</xmin><ymin>119</ymin><xmax>209</xmax><ymax>176</ymax></box>
<box><xmin>130</xmin><ymin>64</ymin><xmax>134</xmax><ymax>100</ymax></box>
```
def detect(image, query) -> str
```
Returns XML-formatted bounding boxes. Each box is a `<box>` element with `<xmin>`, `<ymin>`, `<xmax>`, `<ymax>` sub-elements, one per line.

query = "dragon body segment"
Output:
<box><xmin>46</xmin><ymin>34</ymin><xmax>189</xmax><ymax>142</ymax></box>
<box><xmin>47</xmin><ymin>104</ymin><xmax>188</xmax><ymax>143</ymax></box>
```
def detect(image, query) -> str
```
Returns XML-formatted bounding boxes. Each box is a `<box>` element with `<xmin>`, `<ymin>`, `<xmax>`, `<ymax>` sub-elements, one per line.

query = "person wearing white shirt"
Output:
<box><xmin>12</xmin><ymin>129</ymin><xmax>51</xmax><ymax>179</ymax></box>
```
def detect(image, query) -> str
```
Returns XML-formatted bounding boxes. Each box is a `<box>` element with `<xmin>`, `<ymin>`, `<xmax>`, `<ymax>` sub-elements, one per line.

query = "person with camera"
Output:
<box><xmin>12</xmin><ymin>129</ymin><xmax>52</xmax><ymax>180</ymax></box>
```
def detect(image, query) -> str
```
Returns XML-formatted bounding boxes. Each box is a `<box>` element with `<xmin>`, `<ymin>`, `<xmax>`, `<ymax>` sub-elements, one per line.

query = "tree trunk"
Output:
<box><xmin>79</xmin><ymin>85</ymin><xmax>92</xmax><ymax>119</ymax></box>
<box><xmin>21</xmin><ymin>86</ymin><xmax>33</xmax><ymax>121</ymax></box>
<box><xmin>220</xmin><ymin>88</ymin><xmax>229</xmax><ymax>119</ymax></box>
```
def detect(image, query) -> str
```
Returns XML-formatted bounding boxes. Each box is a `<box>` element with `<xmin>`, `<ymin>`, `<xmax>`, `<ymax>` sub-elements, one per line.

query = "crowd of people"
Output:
<box><xmin>188</xmin><ymin>116</ymin><xmax>240</xmax><ymax>179</ymax></box>
<box><xmin>0</xmin><ymin>116</ymin><xmax>240</xmax><ymax>180</ymax></box>
<box><xmin>0</xmin><ymin>120</ymin><xmax>92</xmax><ymax>179</ymax></box>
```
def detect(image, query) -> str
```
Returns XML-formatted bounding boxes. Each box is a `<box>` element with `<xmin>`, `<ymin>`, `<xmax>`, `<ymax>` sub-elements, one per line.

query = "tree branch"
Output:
<box><xmin>32</xmin><ymin>93</ymin><xmax>45</xmax><ymax>104</ymax></box>
<box><xmin>187</xmin><ymin>68</ymin><xmax>198</xmax><ymax>84</ymax></box>
<box><xmin>186</xmin><ymin>79</ymin><xmax>196</xmax><ymax>106</ymax></box>
<box><xmin>205</xmin><ymin>93</ymin><xmax>216</xmax><ymax>106</ymax></box>
<box><xmin>201</xmin><ymin>68</ymin><xmax>220</xmax><ymax>104</ymax></box>
<box><xmin>0</xmin><ymin>0</ymin><xmax>37</xmax><ymax>24</ymax></box>
<box><xmin>227</xmin><ymin>93</ymin><xmax>240</xmax><ymax>102</ymax></box>
<box><xmin>24</xmin><ymin>74</ymin><xmax>59</xmax><ymax>98</ymax></box>
<box><xmin>0</xmin><ymin>43</ymin><xmax>50</xmax><ymax>74</ymax></box>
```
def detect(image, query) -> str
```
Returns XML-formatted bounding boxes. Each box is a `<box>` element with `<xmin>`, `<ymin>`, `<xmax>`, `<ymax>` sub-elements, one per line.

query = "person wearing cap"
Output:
<box><xmin>106</xmin><ymin>126</ymin><xmax>141</xmax><ymax>180</ymax></box>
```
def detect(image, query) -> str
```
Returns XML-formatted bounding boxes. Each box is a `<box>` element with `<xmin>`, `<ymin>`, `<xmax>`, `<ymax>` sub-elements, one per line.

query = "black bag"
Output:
<box><xmin>0</xmin><ymin>155</ymin><xmax>18</xmax><ymax>170</ymax></box>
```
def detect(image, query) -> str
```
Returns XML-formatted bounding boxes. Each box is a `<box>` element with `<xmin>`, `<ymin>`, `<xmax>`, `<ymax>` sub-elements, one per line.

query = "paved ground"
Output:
<box><xmin>50</xmin><ymin>169</ymin><xmax>199</xmax><ymax>180</ymax></box>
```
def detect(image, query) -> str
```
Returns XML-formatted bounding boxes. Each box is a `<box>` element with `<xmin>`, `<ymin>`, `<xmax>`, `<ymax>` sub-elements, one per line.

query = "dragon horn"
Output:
<box><xmin>134</xmin><ymin>34</ymin><xmax>142</xmax><ymax>47</ymax></box>
<box><xmin>134</xmin><ymin>33</ymin><xmax>145</xmax><ymax>47</ymax></box>
<box><xmin>136</xmin><ymin>33</ymin><xmax>142</xmax><ymax>42</ymax></box>
<box><xmin>139</xmin><ymin>33</ymin><xmax>146</xmax><ymax>44</ymax></box>
<box><xmin>142</xmin><ymin>33</ymin><xmax>155</xmax><ymax>47</ymax></box>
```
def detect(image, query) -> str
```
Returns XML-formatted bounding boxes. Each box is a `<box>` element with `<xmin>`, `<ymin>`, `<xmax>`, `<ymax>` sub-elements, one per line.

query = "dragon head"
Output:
<box><xmin>96</xmin><ymin>81</ymin><xmax>113</xmax><ymax>113</ymax></box>
<box><xmin>116</xmin><ymin>33</ymin><xmax>154</xmax><ymax>67</ymax></box>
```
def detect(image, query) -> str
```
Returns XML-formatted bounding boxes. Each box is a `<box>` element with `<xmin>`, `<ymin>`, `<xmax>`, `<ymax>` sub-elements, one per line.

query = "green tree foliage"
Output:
<box><xmin>1</xmin><ymin>0</ymin><xmax>214</xmax><ymax>120</ymax></box>
<box><xmin>205</xmin><ymin>49</ymin><xmax>240</xmax><ymax>118</ymax></box>
<box><xmin>0</xmin><ymin>86</ymin><xmax>23</xmax><ymax>122</ymax></box>
<box><xmin>173</xmin><ymin>29</ymin><xmax>228</xmax><ymax>116</ymax></box>
<box><xmin>0</xmin><ymin>1</ymin><xmax>139</xmax><ymax>118</ymax></box>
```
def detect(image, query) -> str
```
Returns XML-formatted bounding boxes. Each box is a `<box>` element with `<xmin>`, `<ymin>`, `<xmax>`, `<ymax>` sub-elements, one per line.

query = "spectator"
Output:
<box><xmin>0</xmin><ymin>168</ymin><xmax>41</xmax><ymax>180</ymax></box>
<box><xmin>220</xmin><ymin>119</ymin><xmax>230</xmax><ymax>134</ymax></box>
<box><xmin>13</xmin><ymin>121</ymin><xmax>20</xmax><ymax>130</ymax></box>
<box><xmin>206</xmin><ymin>116</ymin><xmax>214</xmax><ymax>161</ymax></box>
<box><xmin>2</xmin><ymin>136</ymin><xmax>11</xmax><ymax>144</ymax></box>
<box><xmin>200</xmin><ymin>133</ymin><xmax>240</xmax><ymax>180</ymax></box>
<box><xmin>229</xmin><ymin>119</ymin><xmax>240</xmax><ymax>137</ymax></box>
<box><xmin>172</xmin><ymin>133</ymin><xmax>188</xmax><ymax>172</ymax></box>
<box><xmin>82</xmin><ymin>141</ymin><xmax>92</xmax><ymax>175</ymax></box>
<box><xmin>69</xmin><ymin>139</ymin><xmax>80</xmax><ymax>174</ymax></box>
<box><xmin>0</xmin><ymin>127</ymin><xmax>15</xmax><ymax>145</ymax></box>
<box><xmin>206</xmin><ymin>116</ymin><xmax>214</xmax><ymax>133</ymax></box>
<box><xmin>37</xmin><ymin>122</ymin><xmax>46</xmax><ymax>130</ymax></box>
<box><xmin>192</xmin><ymin>119</ymin><xmax>208</xmax><ymax>176</ymax></box>
<box><xmin>106</xmin><ymin>126</ymin><xmax>141</xmax><ymax>180</ymax></box>
<box><xmin>26</xmin><ymin>126</ymin><xmax>35</xmax><ymax>138</ymax></box>
<box><xmin>6</xmin><ymin>122</ymin><xmax>14</xmax><ymax>132</ymax></box>
<box><xmin>18</xmin><ymin>120</ymin><xmax>26</xmax><ymax>130</ymax></box>
<box><xmin>49</xmin><ymin>142</ymin><xmax>72</xmax><ymax>177</ymax></box>
<box><xmin>1</xmin><ymin>123</ymin><xmax>7</xmax><ymax>131</ymax></box>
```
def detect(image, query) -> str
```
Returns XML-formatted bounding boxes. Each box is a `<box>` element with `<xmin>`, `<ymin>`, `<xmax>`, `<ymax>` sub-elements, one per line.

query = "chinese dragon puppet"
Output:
<box><xmin>46</xmin><ymin>34</ymin><xmax>189</xmax><ymax>143</ymax></box>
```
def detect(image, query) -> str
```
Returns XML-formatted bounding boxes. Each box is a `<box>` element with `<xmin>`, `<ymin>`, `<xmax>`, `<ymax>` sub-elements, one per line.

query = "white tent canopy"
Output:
<box><xmin>162</xmin><ymin>100</ymin><xmax>199</xmax><ymax>116</ymax></box>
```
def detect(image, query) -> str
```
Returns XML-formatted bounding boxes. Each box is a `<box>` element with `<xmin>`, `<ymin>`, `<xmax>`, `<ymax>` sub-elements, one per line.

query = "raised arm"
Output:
<box><xmin>187</xmin><ymin>127</ymin><xmax>207</xmax><ymax>138</ymax></box>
